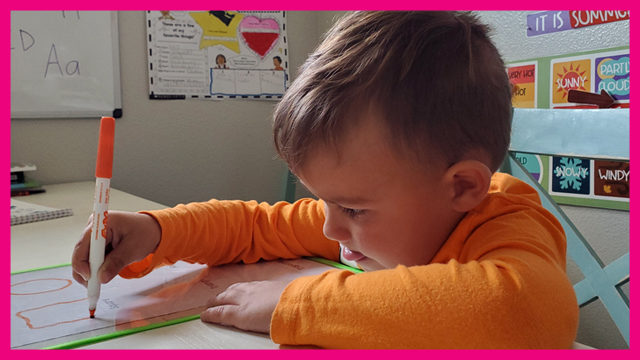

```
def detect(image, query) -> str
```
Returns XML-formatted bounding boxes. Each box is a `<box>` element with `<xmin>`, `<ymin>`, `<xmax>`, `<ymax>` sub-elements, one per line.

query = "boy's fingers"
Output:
<box><xmin>206</xmin><ymin>285</ymin><xmax>242</xmax><ymax>308</ymax></box>
<box><xmin>98</xmin><ymin>253</ymin><xmax>126</xmax><ymax>284</ymax></box>
<box><xmin>85</xmin><ymin>213</ymin><xmax>94</xmax><ymax>227</ymax></box>
<box><xmin>72</xmin><ymin>271</ymin><xmax>88</xmax><ymax>288</ymax></box>
<box><xmin>201</xmin><ymin>305</ymin><xmax>238</xmax><ymax>325</ymax></box>
<box><xmin>97</xmin><ymin>237</ymin><xmax>133</xmax><ymax>284</ymax></box>
<box><xmin>71</xmin><ymin>225</ymin><xmax>92</xmax><ymax>282</ymax></box>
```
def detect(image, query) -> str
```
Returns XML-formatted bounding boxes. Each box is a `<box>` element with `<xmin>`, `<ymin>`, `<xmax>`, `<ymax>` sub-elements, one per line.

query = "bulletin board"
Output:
<box><xmin>10</xmin><ymin>11</ymin><xmax>122</xmax><ymax>119</ymax></box>
<box><xmin>146</xmin><ymin>11</ymin><xmax>289</xmax><ymax>100</ymax></box>
<box><xmin>507</xmin><ymin>45</ymin><xmax>629</xmax><ymax>211</ymax></box>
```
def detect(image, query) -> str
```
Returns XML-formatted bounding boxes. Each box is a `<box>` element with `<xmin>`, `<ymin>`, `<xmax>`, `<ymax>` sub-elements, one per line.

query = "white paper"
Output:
<box><xmin>11</xmin><ymin>259</ymin><xmax>336</xmax><ymax>348</ymax></box>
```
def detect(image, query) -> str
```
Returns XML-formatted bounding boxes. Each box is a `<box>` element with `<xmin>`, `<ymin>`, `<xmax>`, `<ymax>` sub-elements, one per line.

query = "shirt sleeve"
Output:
<box><xmin>119</xmin><ymin>198</ymin><xmax>340</xmax><ymax>279</ymax></box>
<box><xmin>270</xmin><ymin>203</ymin><xmax>580</xmax><ymax>349</ymax></box>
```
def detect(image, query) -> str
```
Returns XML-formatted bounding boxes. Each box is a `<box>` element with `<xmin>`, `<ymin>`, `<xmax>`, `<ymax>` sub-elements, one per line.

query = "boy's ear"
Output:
<box><xmin>443</xmin><ymin>160</ymin><xmax>492</xmax><ymax>212</ymax></box>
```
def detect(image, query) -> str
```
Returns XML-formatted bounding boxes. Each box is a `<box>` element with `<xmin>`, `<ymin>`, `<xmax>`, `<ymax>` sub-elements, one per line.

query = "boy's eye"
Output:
<box><xmin>338</xmin><ymin>205</ymin><xmax>366</xmax><ymax>219</ymax></box>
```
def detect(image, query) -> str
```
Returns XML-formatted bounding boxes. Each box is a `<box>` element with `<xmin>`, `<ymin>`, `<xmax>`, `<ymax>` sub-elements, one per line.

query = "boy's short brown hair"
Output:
<box><xmin>273</xmin><ymin>11</ymin><xmax>512</xmax><ymax>173</ymax></box>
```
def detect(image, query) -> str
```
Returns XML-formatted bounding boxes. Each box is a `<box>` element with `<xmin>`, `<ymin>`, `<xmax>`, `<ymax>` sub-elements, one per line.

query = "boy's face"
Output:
<box><xmin>298</xmin><ymin>117</ymin><xmax>462</xmax><ymax>272</ymax></box>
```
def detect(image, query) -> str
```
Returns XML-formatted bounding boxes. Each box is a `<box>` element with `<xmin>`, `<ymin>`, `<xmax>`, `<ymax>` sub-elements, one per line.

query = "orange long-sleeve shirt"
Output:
<box><xmin>120</xmin><ymin>173</ymin><xmax>579</xmax><ymax>349</ymax></box>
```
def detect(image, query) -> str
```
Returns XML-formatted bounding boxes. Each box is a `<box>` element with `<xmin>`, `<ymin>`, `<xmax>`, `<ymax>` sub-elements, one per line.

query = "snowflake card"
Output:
<box><xmin>547</xmin><ymin>156</ymin><xmax>629</xmax><ymax>209</ymax></box>
<box><xmin>551</xmin><ymin>157</ymin><xmax>591</xmax><ymax>195</ymax></box>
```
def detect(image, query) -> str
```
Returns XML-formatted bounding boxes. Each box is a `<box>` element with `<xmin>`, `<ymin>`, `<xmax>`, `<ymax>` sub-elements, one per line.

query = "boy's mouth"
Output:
<box><xmin>342</xmin><ymin>246</ymin><xmax>367</xmax><ymax>261</ymax></box>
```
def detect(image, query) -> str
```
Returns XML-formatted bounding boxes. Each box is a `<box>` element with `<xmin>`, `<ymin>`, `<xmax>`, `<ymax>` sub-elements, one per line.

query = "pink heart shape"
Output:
<box><xmin>239</xmin><ymin>16</ymin><xmax>280</xmax><ymax>60</ymax></box>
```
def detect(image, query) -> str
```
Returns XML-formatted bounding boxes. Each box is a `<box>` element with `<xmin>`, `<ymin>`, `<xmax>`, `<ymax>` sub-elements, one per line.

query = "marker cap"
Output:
<box><xmin>96</xmin><ymin>117</ymin><xmax>115</xmax><ymax>179</ymax></box>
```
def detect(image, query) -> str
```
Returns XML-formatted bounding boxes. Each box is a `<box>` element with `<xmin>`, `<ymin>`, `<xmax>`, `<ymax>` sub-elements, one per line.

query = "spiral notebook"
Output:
<box><xmin>10</xmin><ymin>199</ymin><xmax>73</xmax><ymax>226</ymax></box>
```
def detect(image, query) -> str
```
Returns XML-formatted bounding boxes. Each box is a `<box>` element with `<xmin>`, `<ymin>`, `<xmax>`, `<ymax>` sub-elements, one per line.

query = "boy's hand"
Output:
<box><xmin>71</xmin><ymin>211</ymin><xmax>162</xmax><ymax>287</ymax></box>
<box><xmin>201</xmin><ymin>279</ymin><xmax>291</xmax><ymax>334</ymax></box>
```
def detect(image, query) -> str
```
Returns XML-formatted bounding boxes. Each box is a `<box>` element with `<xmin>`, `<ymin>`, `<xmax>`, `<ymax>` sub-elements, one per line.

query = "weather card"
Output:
<box><xmin>508</xmin><ymin>61</ymin><xmax>538</xmax><ymax>109</ymax></box>
<box><xmin>550</xmin><ymin>49</ymin><xmax>629</xmax><ymax>109</ymax></box>
<box><xmin>513</xmin><ymin>153</ymin><xmax>544</xmax><ymax>183</ymax></box>
<box><xmin>147</xmin><ymin>11</ymin><xmax>288</xmax><ymax>100</ymax></box>
<box><xmin>548</xmin><ymin>157</ymin><xmax>629</xmax><ymax>203</ymax></box>
<box><xmin>11</xmin><ymin>258</ymin><xmax>335</xmax><ymax>349</ymax></box>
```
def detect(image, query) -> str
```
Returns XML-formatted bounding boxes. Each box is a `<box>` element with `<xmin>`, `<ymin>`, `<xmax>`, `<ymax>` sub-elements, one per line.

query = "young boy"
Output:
<box><xmin>72</xmin><ymin>11</ymin><xmax>579</xmax><ymax>348</ymax></box>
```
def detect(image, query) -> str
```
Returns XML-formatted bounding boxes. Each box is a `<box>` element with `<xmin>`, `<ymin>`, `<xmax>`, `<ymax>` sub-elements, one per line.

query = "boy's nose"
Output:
<box><xmin>322</xmin><ymin>209</ymin><xmax>351</xmax><ymax>242</ymax></box>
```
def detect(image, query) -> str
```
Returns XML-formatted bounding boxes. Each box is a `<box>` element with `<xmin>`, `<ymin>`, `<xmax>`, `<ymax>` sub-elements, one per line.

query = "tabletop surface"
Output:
<box><xmin>11</xmin><ymin>182</ymin><xmax>279</xmax><ymax>349</ymax></box>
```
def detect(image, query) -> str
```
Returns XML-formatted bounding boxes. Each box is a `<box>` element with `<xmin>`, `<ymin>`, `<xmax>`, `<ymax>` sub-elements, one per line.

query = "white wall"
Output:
<box><xmin>11</xmin><ymin>11</ymin><xmax>320</xmax><ymax>207</ymax></box>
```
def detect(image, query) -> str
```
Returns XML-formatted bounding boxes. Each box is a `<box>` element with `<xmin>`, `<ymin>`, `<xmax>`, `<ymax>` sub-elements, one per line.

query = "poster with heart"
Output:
<box><xmin>146</xmin><ymin>11</ymin><xmax>289</xmax><ymax>100</ymax></box>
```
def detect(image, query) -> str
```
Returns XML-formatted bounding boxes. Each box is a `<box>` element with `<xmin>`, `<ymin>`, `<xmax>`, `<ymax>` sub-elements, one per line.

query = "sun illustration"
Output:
<box><xmin>556</xmin><ymin>62</ymin><xmax>589</xmax><ymax>99</ymax></box>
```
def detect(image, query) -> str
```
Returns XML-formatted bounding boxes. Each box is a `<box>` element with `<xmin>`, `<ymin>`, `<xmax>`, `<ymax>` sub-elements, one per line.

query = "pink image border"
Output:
<box><xmin>3</xmin><ymin>1</ymin><xmax>635</xmax><ymax>358</ymax></box>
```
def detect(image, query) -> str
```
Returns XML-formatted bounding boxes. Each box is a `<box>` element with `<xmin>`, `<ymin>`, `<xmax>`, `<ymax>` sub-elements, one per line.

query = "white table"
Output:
<box><xmin>11</xmin><ymin>182</ymin><xmax>279</xmax><ymax>349</ymax></box>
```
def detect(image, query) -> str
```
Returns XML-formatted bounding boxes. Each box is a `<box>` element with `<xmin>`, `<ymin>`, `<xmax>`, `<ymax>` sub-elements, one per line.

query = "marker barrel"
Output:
<box><xmin>88</xmin><ymin>177</ymin><xmax>110</xmax><ymax>312</ymax></box>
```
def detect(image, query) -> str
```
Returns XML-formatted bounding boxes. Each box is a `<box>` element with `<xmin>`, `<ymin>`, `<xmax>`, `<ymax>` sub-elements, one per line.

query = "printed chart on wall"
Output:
<box><xmin>507</xmin><ymin>45</ymin><xmax>629</xmax><ymax>211</ymax></box>
<box><xmin>147</xmin><ymin>11</ymin><xmax>289</xmax><ymax>100</ymax></box>
<box><xmin>11</xmin><ymin>259</ymin><xmax>334</xmax><ymax>349</ymax></box>
<box><xmin>550</xmin><ymin>49</ymin><xmax>629</xmax><ymax>109</ymax></box>
<box><xmin>512</xmin><ymin>154</ymin><xmax>629</xmax><ymax>210</ymax></box>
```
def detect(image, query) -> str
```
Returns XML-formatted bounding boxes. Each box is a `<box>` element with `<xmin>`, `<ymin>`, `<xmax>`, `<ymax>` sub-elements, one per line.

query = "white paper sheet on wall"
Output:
<box><xmin>146</xmin><ymin>11</ymin><xmax>289</xmax><ymax>100</ymax></box>
<box><xmin>11</xmin><ymin>258</ymin><xmax>336</xmax><ymax>349</ymax></box>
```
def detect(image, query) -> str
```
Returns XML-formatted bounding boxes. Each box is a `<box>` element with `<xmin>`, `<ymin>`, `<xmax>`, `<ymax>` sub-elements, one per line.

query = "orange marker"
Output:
<box><xmin>88</xmin><ymin>117</ymin><xmax>115</xmax><ymax>318</ymax></box>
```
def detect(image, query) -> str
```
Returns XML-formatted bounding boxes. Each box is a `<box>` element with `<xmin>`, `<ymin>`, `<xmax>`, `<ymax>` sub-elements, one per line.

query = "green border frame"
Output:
<box><xmin>11</xmin><ymin>262</ymin><xmax>71</xmax><ymax>275</ymax></box>
<box><xmin>45</xmin><ymin>314</ymin><xmax>202</xmax><ymax>350</ymax></box>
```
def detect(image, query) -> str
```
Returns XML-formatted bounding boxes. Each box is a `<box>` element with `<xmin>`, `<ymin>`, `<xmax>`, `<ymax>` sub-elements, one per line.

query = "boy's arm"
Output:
<box><xmin>270</xmin><ymin>207</ymin><xmax>580</xmax><ymax>349</ymax></box>
<box><xmin>119</xmin><ymin>198</ymin><xmax>339</xmax><ymax>278</ymax></box>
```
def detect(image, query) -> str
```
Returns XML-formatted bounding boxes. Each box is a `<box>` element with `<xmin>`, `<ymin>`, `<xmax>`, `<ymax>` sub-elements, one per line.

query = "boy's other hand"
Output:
<box><xmin>201</xmin><ymin>279</ymin><xmax>290</xmax><ymax>334</ymax></box>
<box><xmin>71</xmin><ymin>211</ymin><xmax>162</xmax><ymax>287</ymax></box>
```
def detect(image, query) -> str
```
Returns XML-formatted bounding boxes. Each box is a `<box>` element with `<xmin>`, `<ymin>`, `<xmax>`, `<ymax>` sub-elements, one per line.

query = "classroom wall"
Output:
<box><xmin>477</xmin><ymin>11</ymin><xmax>629</xmax><ymax>350</ymax></box>
<box><xmin>11</xmin><ymin>11</ymin><xmax>629</xmax><ymax>349</ymax></box>
<box><xmin>11</xmin><ymin>11</ymin><xmax>320</xmax><ymax>207</ymax></box>
<box><xmin>291</xmin><ymin>10</ymin><xmax>347</xmax><ymax>201</ymax></box>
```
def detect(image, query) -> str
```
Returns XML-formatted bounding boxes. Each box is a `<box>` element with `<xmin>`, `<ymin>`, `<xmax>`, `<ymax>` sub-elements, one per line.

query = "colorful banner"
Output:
<box><xmin>570</xmin><ymin>11</ymin><xmax>630</xmax><ymax>29</ymax></box>
<box><xmin>527</xmin><ymin>11</ymin><xmax>629</xmax><ymax>37</ymax></box>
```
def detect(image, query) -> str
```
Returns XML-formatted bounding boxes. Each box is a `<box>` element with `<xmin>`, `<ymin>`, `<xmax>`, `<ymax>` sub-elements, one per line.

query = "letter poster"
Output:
<box><xmin>146</xmin><ymin>11</ymin><xmax>289</xmax><ymax>100</ymax></box>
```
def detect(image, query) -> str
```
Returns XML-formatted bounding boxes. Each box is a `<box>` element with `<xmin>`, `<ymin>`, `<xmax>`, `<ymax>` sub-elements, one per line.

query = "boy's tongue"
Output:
<box><xmin>342</xmin><ymin>246</ymin><xmax>367</xmax><ymax>261</ymax></box>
